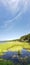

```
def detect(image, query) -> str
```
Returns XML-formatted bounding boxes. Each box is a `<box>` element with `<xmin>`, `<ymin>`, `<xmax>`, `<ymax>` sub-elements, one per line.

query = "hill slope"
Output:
<box><xmin>19</xmin><ymin>33</ymin><xmax>30</xmax><ymax>42</ymax></box>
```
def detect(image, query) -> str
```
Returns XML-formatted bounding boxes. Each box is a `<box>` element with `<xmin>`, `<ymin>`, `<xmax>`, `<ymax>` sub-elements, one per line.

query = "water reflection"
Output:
<box><xmin>0</xmin><ymin>49</ymin><xmax>30</xmax><ymax>59</ymax></box>
<box><xmin>0</xmin><ymin>49</ymin><xmax>30</xmax><ymax>65</ymax></box>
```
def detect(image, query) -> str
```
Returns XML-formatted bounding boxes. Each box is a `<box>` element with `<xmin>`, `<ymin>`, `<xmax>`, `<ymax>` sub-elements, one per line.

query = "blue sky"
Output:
<box><xmin>0</xmin><ymin>0</ymin><xmax>30</xmax><ymax>41</ymax></box>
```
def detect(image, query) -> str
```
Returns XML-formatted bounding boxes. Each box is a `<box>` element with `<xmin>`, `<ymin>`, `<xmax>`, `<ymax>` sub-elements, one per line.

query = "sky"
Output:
<box><xmin>0</xmin><ymin>0</ymin><xmax>30</xmax><ymax>41</ymax></box>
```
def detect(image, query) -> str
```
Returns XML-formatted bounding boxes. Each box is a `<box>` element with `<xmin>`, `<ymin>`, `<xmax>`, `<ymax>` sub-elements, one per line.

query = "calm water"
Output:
<box><xmin>0</xmin><ymin>49</ymin><xmax>30</xmax><ymax>64</ymax></box>
<box><xmin>0</xmin><ymin>49</ymin><xmax>30</xmax><ymax>59</ymax></box>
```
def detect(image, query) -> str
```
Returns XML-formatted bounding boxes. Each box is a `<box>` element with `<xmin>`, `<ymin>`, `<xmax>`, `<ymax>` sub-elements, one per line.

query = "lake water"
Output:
<box><xmin>0</xmin><ymin>49</ymin><xmax>30</xmax><ymax>59</ymax></box>
<box><xmin>0</xmin><ymin>49</ymin><xmax>30</xmax><ymax>64</ymax></box>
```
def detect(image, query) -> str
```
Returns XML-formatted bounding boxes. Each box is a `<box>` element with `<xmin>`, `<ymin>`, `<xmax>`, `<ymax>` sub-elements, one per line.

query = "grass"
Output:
<box><xmin>0</xmin><ymin>59</ymin><xmax>14</xmax><ymax>65</ymax></box>
<box><xmin>0</xmin><ymin>41</ymin><xmax>30</xmax><ymax>55</ymax></box>
<box><xmin>0</xmin><ymin>40</ymin><xmax>30</xmax><ymax>65</ymax></box>
<box><xmin>0</xmin><ymin>59</ymin><xmax>30</xmax><ymax>65</ymax></box>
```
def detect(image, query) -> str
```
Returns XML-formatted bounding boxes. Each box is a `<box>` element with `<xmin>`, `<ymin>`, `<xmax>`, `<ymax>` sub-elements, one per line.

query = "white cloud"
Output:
<box><xmin>0</xmin><ymin>0</ymin><xmax>30</xmax><ymax>19</ymax></box>
<box><xmin>0</xmin><ymin>0</ymin><xmax>30</xmax><ymax>14</ymax></box>
<box><xmin>0</xmin><ymin>0</ymin><xmax>30</xmax><ymax>29</ymax></box>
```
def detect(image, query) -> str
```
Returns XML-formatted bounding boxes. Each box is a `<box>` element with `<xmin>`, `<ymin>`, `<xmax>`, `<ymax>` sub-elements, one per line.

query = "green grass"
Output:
<box><xmin>0</xmin><ymin>59</ymin><xmax>30</xmax><ymax>65</ymax></box>
<box><xmin>0</xmin><ymin>38</ymin><xmax>30</xmax><ymax>65</ymax></box>
<box><xmin>0</xmin><ymin>59</ymin><xmax>21</xmax><ymax>65</ymax></box>
<box><xmin>0</xmin><ymin>41</ymin><xmax>30</xmax><ymax>55</ymax></box>
<box><xmin>0</xmin><ymin>60</ymin><xmax>14</xmax><ymax>65</ymax></box>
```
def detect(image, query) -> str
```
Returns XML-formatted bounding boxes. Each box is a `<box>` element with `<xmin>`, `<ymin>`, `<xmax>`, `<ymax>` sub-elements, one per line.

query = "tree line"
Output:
<box><xmin>19</xmin><ymin>33</ymin><xmax>30</xmax><ymax>42</ymax></box>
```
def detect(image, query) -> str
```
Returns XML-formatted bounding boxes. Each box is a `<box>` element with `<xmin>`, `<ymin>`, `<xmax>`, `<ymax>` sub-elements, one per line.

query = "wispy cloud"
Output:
<box><xmin>0</xmin><ymin>0</ymin><xmax>30</xmax><ymax>15</ymax></box>
<box><xmin>0</xmin><ymin>0</ymin><xmax>30</xmax><ymax>29</ymax></box>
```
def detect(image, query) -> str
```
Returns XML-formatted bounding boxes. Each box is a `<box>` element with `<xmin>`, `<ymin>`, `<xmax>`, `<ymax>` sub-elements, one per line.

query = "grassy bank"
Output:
<box><xmin>0</xmin><ymin>41</ymin><xmax>30</xmax><ymax>55</ymax></box>
<box><xmin>0</xmin><ymin>59</ymin><xmax>30</xmax><ymax>65</ymax></box>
